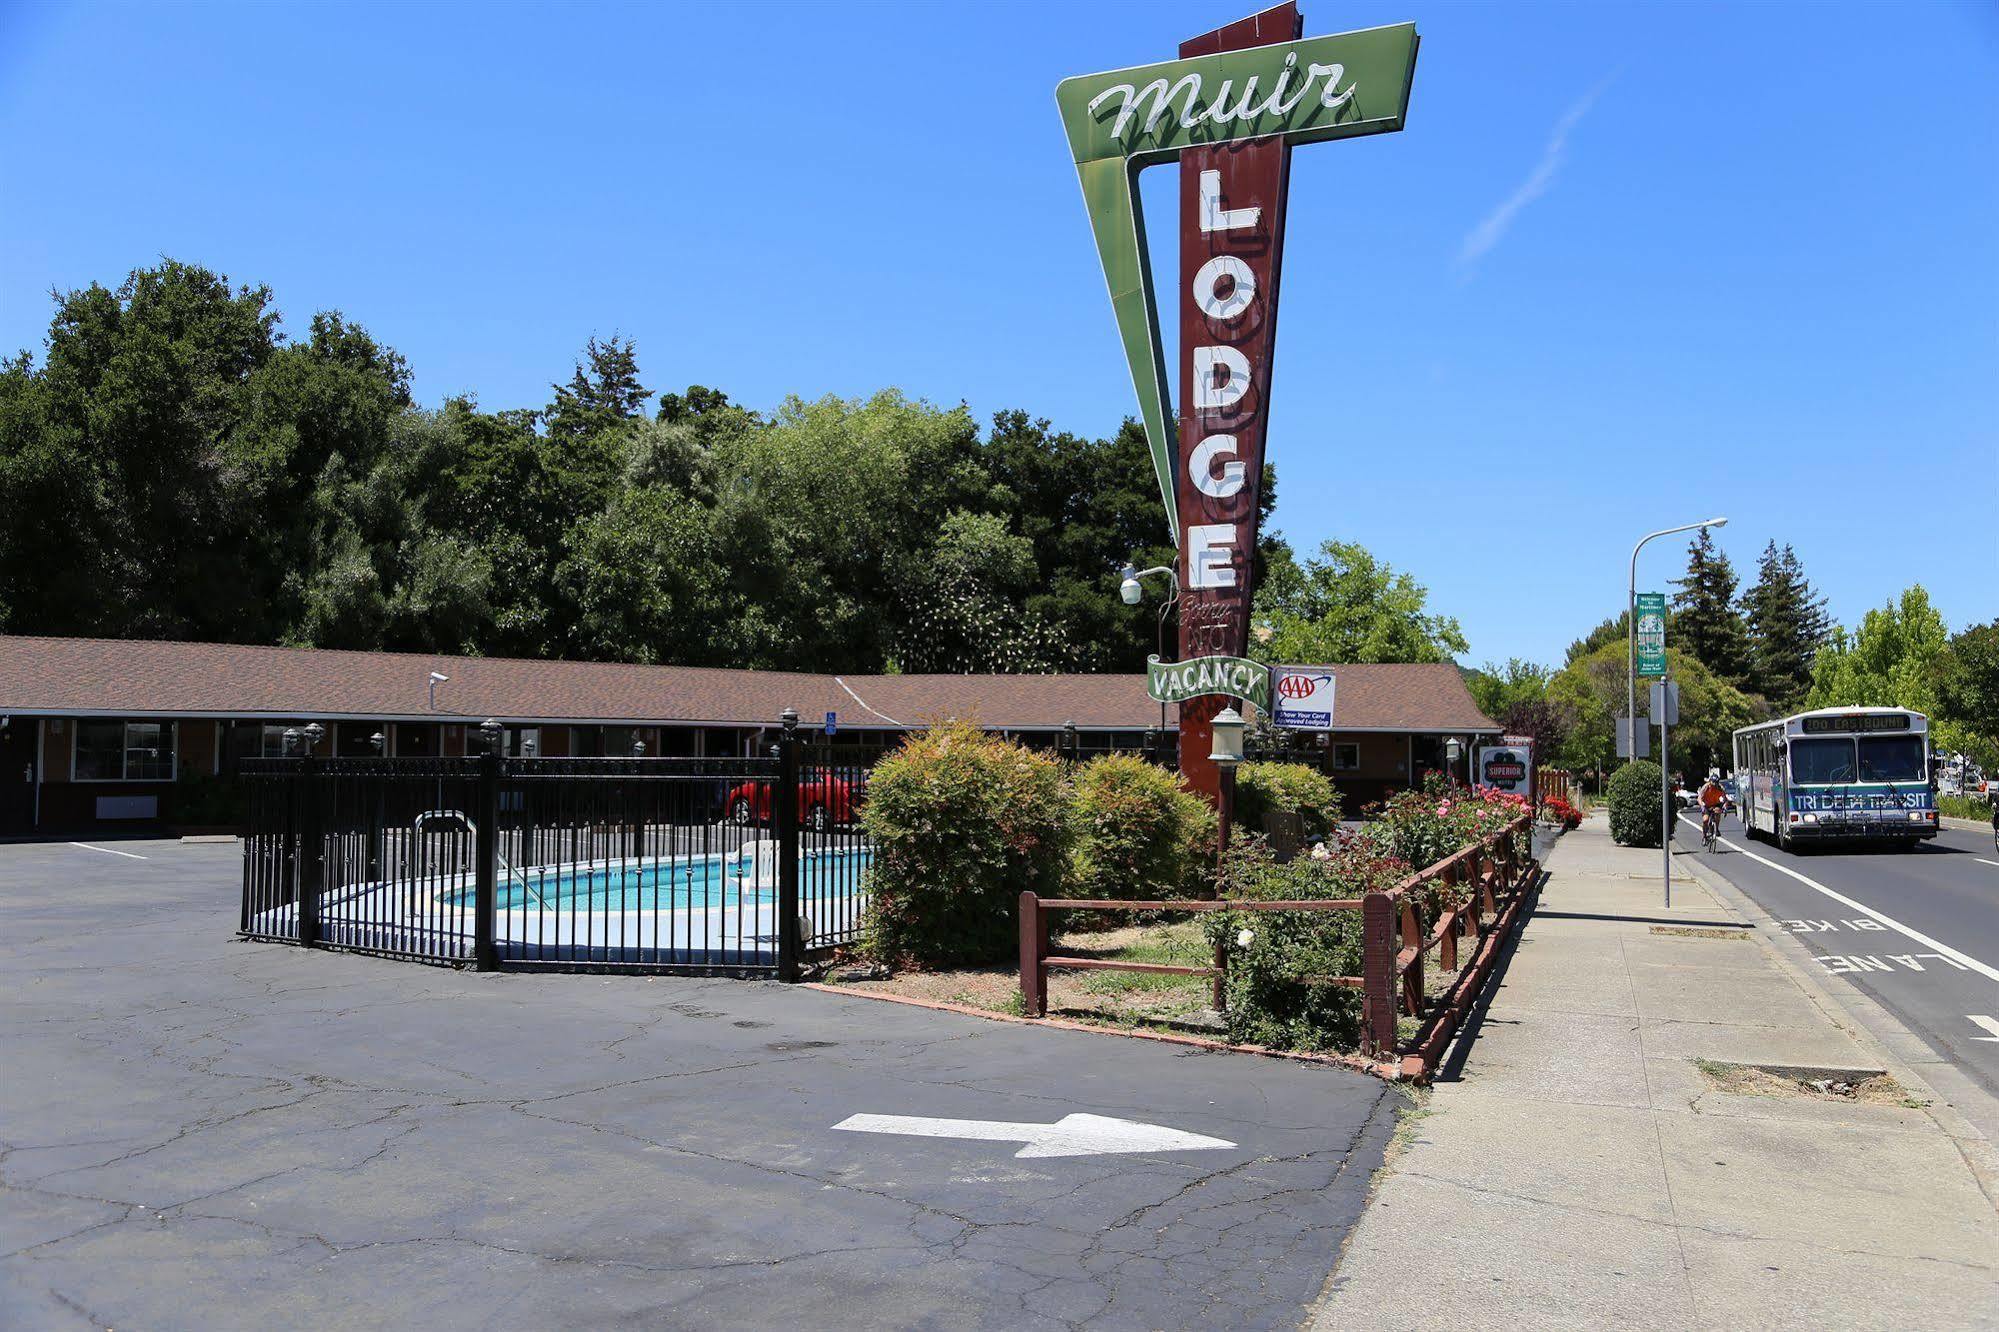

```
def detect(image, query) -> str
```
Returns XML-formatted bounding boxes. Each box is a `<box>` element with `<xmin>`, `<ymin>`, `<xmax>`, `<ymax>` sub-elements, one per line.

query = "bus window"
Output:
<box><xmin>1790</xmin><ymin>738</ymin><xmax>1856</xmax><ymax>784</ymax></box>
<box><xmin>1858</xmin><ymin>735</ymin><xmax>1924</xmax><ymax>783</ymax></box>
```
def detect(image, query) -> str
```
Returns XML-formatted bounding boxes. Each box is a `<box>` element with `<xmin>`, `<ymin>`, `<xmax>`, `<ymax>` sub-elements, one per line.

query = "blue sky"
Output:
<box><xmin>3</xmin><ymin>0</ymin><xmax>1994</xmax><ymax>667</ymax></box>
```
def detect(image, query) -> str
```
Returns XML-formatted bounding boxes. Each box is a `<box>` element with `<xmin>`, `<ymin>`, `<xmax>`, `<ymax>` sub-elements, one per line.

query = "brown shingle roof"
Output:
<box><xmin>0</xmin><ymin>636</ymin><xmax>1497</xmax><ymax>733</ymax></box>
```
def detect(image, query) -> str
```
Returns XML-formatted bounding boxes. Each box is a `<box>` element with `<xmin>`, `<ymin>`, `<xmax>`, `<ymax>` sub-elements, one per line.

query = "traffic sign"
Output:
<box><xmin>824</xmin><ymin>712</ymin><xmax>838</xmax><ymax>737</ymax></box>
<box><xmin>1648</xmin><ymin>680</ymin><xmax>1680</xmax><ymax>727</ymax></box>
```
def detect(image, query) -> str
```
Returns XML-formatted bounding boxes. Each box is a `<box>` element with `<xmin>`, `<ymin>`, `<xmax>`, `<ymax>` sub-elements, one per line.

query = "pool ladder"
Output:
<box><xmin>409</xmin><ymin>809</ymin><xmax>546</xmax><ymax>909</ymax></box>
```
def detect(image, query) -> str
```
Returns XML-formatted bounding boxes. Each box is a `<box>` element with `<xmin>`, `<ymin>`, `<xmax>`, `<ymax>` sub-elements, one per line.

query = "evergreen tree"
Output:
<box><xmin>545</xmin><ymin>335</ymin><xmax>649</xmax><ymax>442</ymax></box>
<box><xmin>1669</xmin><ymin>528</ymin><xmax>1752</xmax><ymax>691</ymax></box>
<box><xmin>1741</xmin><ymin>541</ymin><xmax>1829</xmax><ymax>710</ymax></box>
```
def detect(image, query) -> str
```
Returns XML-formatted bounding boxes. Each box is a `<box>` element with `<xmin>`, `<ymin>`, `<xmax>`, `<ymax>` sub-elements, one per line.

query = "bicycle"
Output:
<box><xmin>1700</xmin><ymin>804</ymin><xmax>1724</xmax><ymax>852</ymax></box>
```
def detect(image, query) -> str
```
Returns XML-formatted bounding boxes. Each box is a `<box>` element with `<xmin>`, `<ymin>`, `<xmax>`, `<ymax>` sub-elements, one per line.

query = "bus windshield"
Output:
<box><xmin>1858</xmin><ymin>735</ymin><xmax>1925</xmax><ymax>783</ymax></box>
<box><xmin>1790</xmin><ymin>738</ymin><xmax>1856</xmax><ymax>784</ymax></box>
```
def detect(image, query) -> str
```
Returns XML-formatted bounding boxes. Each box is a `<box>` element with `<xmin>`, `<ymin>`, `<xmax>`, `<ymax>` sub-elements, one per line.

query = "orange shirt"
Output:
<box><xmin>1699</xmin><ymin>784</ymin><xmax>1726</xmax><ymax>808</ymax></box>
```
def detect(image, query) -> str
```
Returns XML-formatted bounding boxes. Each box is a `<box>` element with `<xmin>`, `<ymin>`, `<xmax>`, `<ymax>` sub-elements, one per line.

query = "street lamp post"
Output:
<box><xmin>1626</xmin><ymin>518</ymin><xmax>1727</xmax><ymax>756</ymax></box>
<box><xmin>1208</xmin><ymin>706</ymin><xmax>1246</xmax><ymax>1012</ymax></box>
<box><xmin>1120</xmin><ymin>562</ymin><xmax>1180</xmax><ymax>736</ymax></box>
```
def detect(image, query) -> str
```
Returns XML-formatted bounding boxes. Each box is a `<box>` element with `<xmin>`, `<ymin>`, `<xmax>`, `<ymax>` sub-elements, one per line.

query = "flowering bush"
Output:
<box><xmin>860</xmin><ymin>722</ymin><xmax>1069</xmax><ymax>968</ymax></box>
<box><xmin>1364</xmin><ymin>774</ymin><xmax>1529</xmax><ymax>871</ymax></box>
<box><xmin>1203</xmin><ymin>835</ymin><xmax>1412</xmax><ymax>1052</ymax></box>
<box><xmin>1541</xmin><ymin>795</ymin><xmax>1583</xmax><ymax>831</ymax></box>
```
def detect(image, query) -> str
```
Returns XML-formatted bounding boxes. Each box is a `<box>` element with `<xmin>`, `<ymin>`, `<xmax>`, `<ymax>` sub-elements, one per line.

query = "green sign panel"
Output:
<box><xmin>1635</xmin><ymin>592</ymin><xmax>1667</xmax><ymax>678</ymax></box>
<box><xmin>1146</xmin><ymin>654</ymin><xmax>1271</xmax><ymax>712</ymax></box>
<box><xmin>1056</xmin><ymin>22</ymin><xmax>1419</xmax><ymax>537</ymax></box>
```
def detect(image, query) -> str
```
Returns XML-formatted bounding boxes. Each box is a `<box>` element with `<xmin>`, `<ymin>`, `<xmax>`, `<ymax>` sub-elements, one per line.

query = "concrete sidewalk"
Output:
<box><xmin>1315</xmin><ymin>814</ymin><xmax>1999</xmax><ymax>1330</ymax></box>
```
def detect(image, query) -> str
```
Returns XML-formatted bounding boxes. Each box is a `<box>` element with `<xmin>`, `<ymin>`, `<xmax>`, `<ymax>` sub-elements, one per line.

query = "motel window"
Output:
<box><xmin>503</xmin><ymin>727</ymin><xmax>541</xmax><ymax>757</ymax></box>
<box><xmin>1330</xmin><ymin>743</ymin><xmax>1360</xmax><ymax>771</ymax></box>
<box><xmin>75</xmin><ymin>720</ymin><xmax>177</xmax><ymax>781</ymax></box>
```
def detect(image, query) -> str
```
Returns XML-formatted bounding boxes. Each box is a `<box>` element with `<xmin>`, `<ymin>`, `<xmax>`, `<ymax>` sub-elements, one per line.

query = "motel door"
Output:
<box><xmin>0</xmin><ymin>721</ymin><xmax>34</xmax><ymax>834</ymax></box>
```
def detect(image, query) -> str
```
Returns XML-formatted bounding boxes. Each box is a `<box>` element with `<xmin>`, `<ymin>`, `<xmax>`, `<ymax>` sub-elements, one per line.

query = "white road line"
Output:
<box><xmin>1976</xmin><ymin>859</ymin><xmax>1999</xmax><ymax>869</ymax></box>
<box><xmin>1717</xmin><ymin>834</ymin><xmax>1999</xmax><ymax>986</ymax></box>
<box><xmin>1970</xmin><ymin>1016</ymin><xmax>1999</xmax><ymax>1043</ymax></box>
<box><xmin>68</xmin><ymin>841</ymin><xmax>147</xmax><ymax>860</ymax></box>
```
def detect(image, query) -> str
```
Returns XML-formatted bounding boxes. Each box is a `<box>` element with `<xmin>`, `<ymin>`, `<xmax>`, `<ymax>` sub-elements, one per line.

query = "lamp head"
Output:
<box><xmin>1209</xmin><ymin>707</ymin><xmax>1246</xmax><ymax>768</ymax></box>
<box><xmin>1118</xmin><ymin>565</ymin><xmax>1142</xmax><ymax>606</ymax></box>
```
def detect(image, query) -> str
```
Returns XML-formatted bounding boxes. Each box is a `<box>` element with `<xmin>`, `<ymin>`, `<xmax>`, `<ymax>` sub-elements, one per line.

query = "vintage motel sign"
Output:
<box><xmin>1058</xmin><ymin>8</ymin><xmax>1419</xmax><ymax>795</ymax></box>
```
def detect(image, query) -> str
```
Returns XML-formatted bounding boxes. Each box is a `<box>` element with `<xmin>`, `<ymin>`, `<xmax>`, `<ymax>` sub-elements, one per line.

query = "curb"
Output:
<box><xmin>1672</xmin><ymin>842</ymin><xmax>1999</xmax><ymax>1210</ymax></box>
<box><xmin>1943</xmin><ymin>814</ymin><xmax>1993</xmax><ymax>834</ymax></box>
<box><xmin>799</xmin><ymin>982</ymin><xmax>1402</xmax><ymax>1080</ymax></box>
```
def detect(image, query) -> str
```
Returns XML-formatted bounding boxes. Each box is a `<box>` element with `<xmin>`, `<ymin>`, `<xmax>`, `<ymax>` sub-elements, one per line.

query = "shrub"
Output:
<box><xmin>860</xmin><ymin>722</ymin><xmax>1069</xmax><ymax>968</ymax></box>
<box><xmin>1202</xmin><ymin>837</ymin><xmax>1411</xmax><ymax>1052</ymax></box>
<box><xmin>1940</xmin><ymin>793</ymin><xmax>1993</xmax><ymax>823</ymax></box>
<box><xmin>1068</xmin><ymin>755</ymin><xmax>1215</xmax><ymax>901</ymax></box>
<box><xmin>1608</xmin><ymin>760</ymin><xmax>1664</xmax><ymax>846</ymax></box>
<box><xmin>1235</xmin><ymin>761</ymin><xmax>1342</xmax><ymax>839</ymax></box>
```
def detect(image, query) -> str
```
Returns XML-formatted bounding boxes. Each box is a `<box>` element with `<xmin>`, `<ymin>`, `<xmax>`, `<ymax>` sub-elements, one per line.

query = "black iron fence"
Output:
<box><xmin>240</xmin><ymin>715</ymin><xmax>873</xmax><ymax>976</ymax></box>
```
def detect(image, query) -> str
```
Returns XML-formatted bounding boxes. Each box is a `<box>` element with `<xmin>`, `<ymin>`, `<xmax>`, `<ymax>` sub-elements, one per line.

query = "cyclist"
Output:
<box><xmin>1697</xmin><ymin>769</ymin><xmax>1731</xmax><ymax>848</ymax></box>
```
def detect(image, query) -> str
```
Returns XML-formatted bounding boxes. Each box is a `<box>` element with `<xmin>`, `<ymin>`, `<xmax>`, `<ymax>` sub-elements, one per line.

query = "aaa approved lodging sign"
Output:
<box><xmin>1270</xmin><ymin>666</ymin><xmax>1336</xmax><ymax>730</ymax></box>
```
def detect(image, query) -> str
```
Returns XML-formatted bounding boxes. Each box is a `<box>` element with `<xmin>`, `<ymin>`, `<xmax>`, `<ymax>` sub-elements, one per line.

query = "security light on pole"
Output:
<box><xmin>1118</xmin><ymin>564</ymin><xmax>1175</xmax><ymax>607</ymax></box>
<box><xmin>428</xmin><ymin>671</ymin><xmax>449</xmax><ymax>712</ymax></box>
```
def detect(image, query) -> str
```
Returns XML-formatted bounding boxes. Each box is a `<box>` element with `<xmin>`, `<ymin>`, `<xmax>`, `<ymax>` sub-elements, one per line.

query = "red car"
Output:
<box><xmin>724</xmin><ymin>768</ymin><xmax>862</xmax><ymax>832</ymax></box>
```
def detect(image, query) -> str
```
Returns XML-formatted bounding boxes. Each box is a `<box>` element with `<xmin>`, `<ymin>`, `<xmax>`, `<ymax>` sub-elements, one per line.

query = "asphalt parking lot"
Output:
<box><xmin>2</xmin><ymin>838</ymin><xmax>1395</xmax><ymax>1331</ymax></box>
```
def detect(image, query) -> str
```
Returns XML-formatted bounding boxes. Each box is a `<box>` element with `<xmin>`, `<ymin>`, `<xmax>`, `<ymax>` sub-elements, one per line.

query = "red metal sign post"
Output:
<box><xmin>1176</xmin><ymin>3</ymin><xmax>1301</xmax><ymax>799</ymax></box>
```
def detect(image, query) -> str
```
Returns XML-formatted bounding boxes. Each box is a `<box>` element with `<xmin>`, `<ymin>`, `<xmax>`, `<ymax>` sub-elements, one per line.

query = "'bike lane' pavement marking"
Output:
<box><xmin>1714</xmin><ymin>834</ymin><xmax>1999</xmax><ymax>987</ymax></box>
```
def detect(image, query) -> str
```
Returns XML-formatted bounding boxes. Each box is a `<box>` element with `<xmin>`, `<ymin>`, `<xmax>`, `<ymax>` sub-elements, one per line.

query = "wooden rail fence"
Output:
<box><xmin>1017</xmin><ymin>812</ymin><xmax>1538</xmax><ymax>1082</ymax></box>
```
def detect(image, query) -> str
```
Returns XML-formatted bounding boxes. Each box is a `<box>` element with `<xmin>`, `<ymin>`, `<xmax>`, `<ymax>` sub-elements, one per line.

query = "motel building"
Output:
<box><xmin>0</xmin><ymin>636</ymin><xmax>1499</xmax><ymax>837</ymax></box>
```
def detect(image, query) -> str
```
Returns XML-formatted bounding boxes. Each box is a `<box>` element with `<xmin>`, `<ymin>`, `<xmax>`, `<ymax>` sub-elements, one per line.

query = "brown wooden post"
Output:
<box><xmin>1018</xmin><ymin>891</ymin><xmax>1046</xmax><ymax>1018</ymax></box>
<box><xmin>1440</xmin><ymin>864</ymin><xmax>1459</xmax><ymax>972</ymax></box>
<box><xmin>1362</xmin><ymin>890</ymin><xmax>1396</xmax><ymax>1057</ymax></box>
<box><xmin>1400</xmin><ymin>897</ymin><xmax>1424</xmax><ymax>1016</ymax></box>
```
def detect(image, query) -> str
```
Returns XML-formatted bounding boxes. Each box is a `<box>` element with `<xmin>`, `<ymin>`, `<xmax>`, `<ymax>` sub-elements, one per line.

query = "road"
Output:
<box><xmin>1672</xmin><ymin>809</ymin><xmax>1999</xmax><ymax>1105</ymax></box>
<box><xmin>2</xmin><ymin>838</ymin><xmax>1392</xmax><ymax>1331</ymax></box>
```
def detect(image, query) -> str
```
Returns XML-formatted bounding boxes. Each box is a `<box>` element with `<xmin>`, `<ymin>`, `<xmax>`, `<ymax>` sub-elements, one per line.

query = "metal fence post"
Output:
<box><xmin>1362</xmin><ymin>890</ymin><xmax>1395</xmax><ymax>1057</ymax></box>
<box><xmin>475</xmin><ymin>743</ymin><xmax>499</xmax><ymax>971</ymax></box>
<box><xmin>297</xmin><ymin>753</ymin><xmax>322</xmax><ymax>949</ymax></box>
<box><xmin>775</xmin><ymin>708</ymin><xmax>801</xmax><ymax>981</ymax></box>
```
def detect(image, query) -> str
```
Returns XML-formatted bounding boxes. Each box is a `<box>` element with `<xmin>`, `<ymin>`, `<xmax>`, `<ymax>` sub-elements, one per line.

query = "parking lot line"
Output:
<box><xmin>67</xmin><ymin>841</ymin><xmax>147</xmax><ymax>860</ymax></box>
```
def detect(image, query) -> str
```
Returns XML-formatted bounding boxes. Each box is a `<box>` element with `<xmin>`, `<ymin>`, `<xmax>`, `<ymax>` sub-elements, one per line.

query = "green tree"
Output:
<box><xmin>1548</xmin><ymin>642</ymin><xmax>1754</xmax><ymax>774</ymax></box>
<box><xmin>545</xmin><ymin>335</ymin><xmax>649</xmax><ymax>443</ymax></box>
<box><xmin>1936</xmin><ymin>621</ymin><xmax>1999</xmax><ymax>765</ymax></box>
<box><xmin>1467</xmin><ymin>659</ymin><xmax>1551</xmax><ymax>721</ymax></box>
<box><xmin>1806</xmin><ymin>586</ymin><xmax>1956</xmax><ymax>754</ymax></box>
<box><xmin>1669</xmin><ymin>528</ymin><xmax>1751</xmax><ymax>690</ymax></box>
<box><xmin>1251</xmin><ymin>540</ymin><xmax>1467</xmax><ymax>665</ymax></box>
<box><xmin>1741</xmin><ymin>541</ymin><xmax>1829</xmax><ymax>710</ymax></box>
<box><xmin>1565</xmin><ymin>611</ymin><xmax>1629</xmax><ymax>665</ymax></box>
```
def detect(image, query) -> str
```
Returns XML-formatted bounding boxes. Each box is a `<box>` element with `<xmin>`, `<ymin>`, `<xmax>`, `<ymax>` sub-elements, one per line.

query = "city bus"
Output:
<box><xmin>1732</xmin><ymin>707</ymin><xmax>1938</xmax><ymax>850</ymax></box>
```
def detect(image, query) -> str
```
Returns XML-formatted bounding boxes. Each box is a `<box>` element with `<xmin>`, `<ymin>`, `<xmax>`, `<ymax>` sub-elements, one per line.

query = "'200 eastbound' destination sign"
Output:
<box><xmin>1146</xmin><ymin>655</ymin><xmax>1270</xmax><ymax>713</ymax></box>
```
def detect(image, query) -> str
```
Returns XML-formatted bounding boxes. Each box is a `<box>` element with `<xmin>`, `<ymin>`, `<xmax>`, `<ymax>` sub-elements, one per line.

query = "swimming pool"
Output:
<box><xmin>457</xmin><ymin>846</ymin><xmax>874</xmax><ymax>913</ymax></box>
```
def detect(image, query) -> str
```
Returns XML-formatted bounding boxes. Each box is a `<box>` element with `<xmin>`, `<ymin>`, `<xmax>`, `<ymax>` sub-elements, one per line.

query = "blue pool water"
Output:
<box><xmin>452</xmin><ymin>847</ymin><xmax>873</xmax><ymax>913</ymax></box>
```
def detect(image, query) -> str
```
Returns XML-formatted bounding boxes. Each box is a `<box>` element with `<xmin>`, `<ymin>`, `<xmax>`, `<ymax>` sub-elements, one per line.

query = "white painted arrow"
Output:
<box><xmin>1968</xmin><ymin>1016</ymin><xmax>1999</xmax><ymax>1044</ymax></box>
<box><xmin>831</xmin><ymin>1112</ymin><xmax>1237</xmax><ymax>1159</ymax></box>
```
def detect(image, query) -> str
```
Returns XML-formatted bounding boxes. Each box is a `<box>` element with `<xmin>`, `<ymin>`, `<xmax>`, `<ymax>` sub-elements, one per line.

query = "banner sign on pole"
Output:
<box><xmin>1269</xmin><ymin>666</ymin><xmax>1336</xmax><ymax>730</ymax></box>
<box><xmin>1145</xmin><ymin>654</ymin><xmax>1270</xmax><ymax>712</ymax></box>
<box><xmin>1477</xmin><ymin>742</ymin><xmax>1533</xmax><ymax>795</ymax></box>
<box><xmin>1635</xmin><ymin>592</ymin><xmax>1668</xmax><ymax>678</ymax></box>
